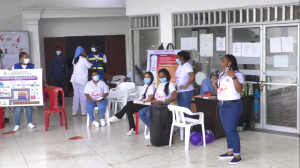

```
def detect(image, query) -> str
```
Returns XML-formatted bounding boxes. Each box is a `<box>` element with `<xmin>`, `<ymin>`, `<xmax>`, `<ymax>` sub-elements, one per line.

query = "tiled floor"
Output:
<box><xmin>0</xmin><ymin>97</ymin><xmax>299</xmax><ymax>168</ymax></box>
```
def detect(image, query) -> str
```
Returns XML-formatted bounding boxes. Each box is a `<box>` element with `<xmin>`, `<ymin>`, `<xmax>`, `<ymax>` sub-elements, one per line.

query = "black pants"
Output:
<box><xmin>53</xmin><ymin>78</ymin><xmax>65</xmax><ymax>106</ymax></box>
<box><xmin>115</xmin><ymin>101</ymin><xmax>147</xmax><ymax>129</ymax></box>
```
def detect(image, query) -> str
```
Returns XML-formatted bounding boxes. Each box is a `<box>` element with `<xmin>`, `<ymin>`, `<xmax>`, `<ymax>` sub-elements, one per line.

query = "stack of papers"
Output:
<box><xmin>134</xmin><ymin>100</ymin><xmax>151</xmax><ymax>105</ymax></box>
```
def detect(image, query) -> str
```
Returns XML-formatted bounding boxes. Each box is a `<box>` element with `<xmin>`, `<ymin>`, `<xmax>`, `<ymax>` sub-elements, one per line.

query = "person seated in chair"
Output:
<box><xmin>85</xmin><ymin>70</ymin><xmax>109</xmax><ymax>127</ymax></box>
<box><xmin>109</xmin><ymin>72</ymin><xmax>156</xmax><ymax>136</ymax></box>
<box><xmin>200</xmin><ymin>69</ymin><xmax>219</xmax><ymax>96</ymax></box>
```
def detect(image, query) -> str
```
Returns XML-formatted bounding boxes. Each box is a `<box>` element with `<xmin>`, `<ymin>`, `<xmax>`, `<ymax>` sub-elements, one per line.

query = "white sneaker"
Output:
<box><xmin>100</xmin><ymin>119</ymin><xmax>106</xmax><ymax>126</ymax></box>
<box><xmin>127</xmin><ymin>128</ymin><xmax>135</xmax><ymax>136</ymax></box>
<box><xmin>92</xmin><ymin>121</ymin><xmax>100</xmax><ymax>127</ymax></box>
<box><xmin>28</xmin><ymin>123</ymin><xmax>35</xmax><ymax>129</ymax></box>
<box><xmin>145</xmin><ymin>131</ymin><xmax>150</xmax><ymax>139</ymax></box>
<box><xmin>14</xmin><ymin>125</ymin><xmax>20</xmax><ymax>131</ymax></box>
<box><xmin>108</xmin><ymin>116</ymin><xmax>120</xmax><ymax>122</ymax></box>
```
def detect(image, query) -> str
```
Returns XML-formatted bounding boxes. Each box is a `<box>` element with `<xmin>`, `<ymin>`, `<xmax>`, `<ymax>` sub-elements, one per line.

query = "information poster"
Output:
<box><xmin>181</xmin><ymin>37</ymin><xmax>197</xmax><ymax>50</ymax></box>
<box><xmin>0</xmin><ymin>69</ymin><xmax>43</xmax><ymax>107</ymax></box>
<box><xmin>147</xmin><ymin>50</ymin><xmax>181</xmax><ymax>87</ymax></box>
<box><xmin>200</xmin><ymin>34</ymin><xmax>213</xmax><ymax>57</ymax></box>
<box><xmin>0</xmin><ymin>31</ymin><xmax>30</xmax><ymax>69</ymax></box>
<box><xmin>216</xmin><ymin>37</ymin><xmax>226</xmax><ymax>51</ymax></box>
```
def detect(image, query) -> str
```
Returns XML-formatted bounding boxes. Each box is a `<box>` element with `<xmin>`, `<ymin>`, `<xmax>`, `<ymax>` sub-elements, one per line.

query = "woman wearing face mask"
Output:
<box><xmin>84</xmin><ymin>70</ymin><xmax>109</xmax><ymax>127</ymax></box>
<box><xmin>212</xmin><ymin>54</ymin><xmax>244</xmax><ymax>165</ymax></box>
<box><xmin>175</xmin><ymin>51</ymin><xmax>195</xmax><ymax>116</ymax></box>
<box><xmin>70</xmin><ymin>46</ymin><xmax>93</xmax><ymax>116</ymax></box>
<box><xmin>109</xmin><ymin>72</ymin><xmax>156</xmax><ymax>135</ymax></box>
<box><xmin>139</xmin><ymin>68</ymin><xmax>177</xmax><ymax>139</ymax></box>
<box><xmin>11</xmin><ymin>52</ymin><xmax>35</xmax><ymax>131</ymax></box>
<box><xmin>0</xmin><ymin>49</ymin><xmax>5</xmax><ymax>69</ymax></box>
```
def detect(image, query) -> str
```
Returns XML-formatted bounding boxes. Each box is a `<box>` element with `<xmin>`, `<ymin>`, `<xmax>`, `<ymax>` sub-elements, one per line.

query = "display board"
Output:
<box><xmin>146</xmin><ymin>50</ymin><xmax>181</xmax><ymax>87</ymax></box>
<box><xmin>0</xmin><ymin>69</ymin><xmax>43</xmax><ymax>107</ymax></box>
<box><xmin>0</xmin><ymin>31</ymin><xmax>30</xmax><ymax>69</ymax></box>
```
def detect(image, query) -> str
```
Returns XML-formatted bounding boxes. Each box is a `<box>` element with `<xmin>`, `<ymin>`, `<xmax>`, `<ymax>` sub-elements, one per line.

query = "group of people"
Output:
<box><xmin>0</xmin><ymin>45</ymin><xmax>244</xmax><ymax>164</ymax></box>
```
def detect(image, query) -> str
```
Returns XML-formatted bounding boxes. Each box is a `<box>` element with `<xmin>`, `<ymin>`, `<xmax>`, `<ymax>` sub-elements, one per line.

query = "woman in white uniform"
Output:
<box><xmin>175</xmin><ymin>51</ymin><xmax>195</xmax><ymax>116</ymax></box>
<box><xmin>70</xmin><ymin>46</ymin><xmax>92</xmax><ymax>116</ymax></box>
<box><xmin>212</xmin><ymin>54</ymin><xmax>244</xmax><ymax>165</ymax></box>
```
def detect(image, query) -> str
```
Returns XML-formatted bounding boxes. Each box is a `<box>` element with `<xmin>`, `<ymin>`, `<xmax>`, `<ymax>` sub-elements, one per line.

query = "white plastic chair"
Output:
<box><xmin>168</xmin><ymin>105</ymin><xmax>206</xmax><ymax>150</ymax></box>
<box><xmin>112</xmin><ymin>75</ymin><xmax>126</xmax><ymax>82</ymax></box>
<box><xmin>130</xmin><ymin>86</ymin><xmax>144</xmax><ymax>101</ymax></box>
<box><xmin>87</xmin><ymin>106</ymin><xmax>110</xmax><ymax>127</ymax></box>
<box><xmin>107</xmin><ymin>89</ymin><xmax>127</xmax><ymax>115</ymax></box>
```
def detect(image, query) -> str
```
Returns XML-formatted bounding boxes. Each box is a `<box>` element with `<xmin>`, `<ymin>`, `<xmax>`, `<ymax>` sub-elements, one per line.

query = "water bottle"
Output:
<box><xmin>244</xmin><ymin>83</ymin><xmax>249</xmax><ymax>96</ymax></box>
<box><xmin>248</xmin><ymin>84</ymin><xmax>253</xmax><ymax>95</ymax></box>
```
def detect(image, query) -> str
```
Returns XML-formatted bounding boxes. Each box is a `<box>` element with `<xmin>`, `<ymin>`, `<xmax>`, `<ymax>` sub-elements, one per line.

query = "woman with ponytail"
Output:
<box><xmin>139</xmin><ymin>68</ymin><xmax>177</xmax><ymax>139</ymax></box>
<box><xmin>109</xmin><ymin>72</ymin><xmax>156</xmax><ymax>136</ymax></box>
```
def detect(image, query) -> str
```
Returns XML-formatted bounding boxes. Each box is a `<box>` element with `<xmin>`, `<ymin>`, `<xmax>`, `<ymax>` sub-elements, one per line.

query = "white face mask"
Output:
<box><xmin>91</xmin><ymin>48</ymin><xmax>96</xmax><ymax>52</ymax></box>
<box><xmin>23</xmin><ymin>58</ymin><xmax>30</xmax><ymax>64</ymax></box>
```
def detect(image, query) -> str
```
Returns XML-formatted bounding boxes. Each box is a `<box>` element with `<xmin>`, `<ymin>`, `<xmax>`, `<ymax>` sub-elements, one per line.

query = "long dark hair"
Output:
<box><xmin>135</xmin><ymin>65</ymin><xmax>143</xmax><ymax>80</ymax></box>
<box><xmin>158</xmin><ymin>68</ymin><xmax>171</xmax><ymax>95</ymax></box>
<box><xmin>142</xmin><ymin>71</ymin><xmax>154</xmax><ymax>99</ymax></box>
<box><xmin>74</xmin><ymin>57</ymin><xmax>80</xmax><ymax>65</ymax></box>
<box><xmin>225</xmin><ymin>54</ymin><xmax>239</xmax><ymax>71</ymax></box>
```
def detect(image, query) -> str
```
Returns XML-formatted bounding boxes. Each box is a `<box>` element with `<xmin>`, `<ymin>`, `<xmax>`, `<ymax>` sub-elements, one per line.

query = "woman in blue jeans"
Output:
<box><xmin>84</xmin><ymin>70</ymin><xmax>108</xmax><ymax>127</ymax></box>
<box><xmin>139</xmin><ymin>68</ymin><xmax>177</xmax><ymax>139</ymax></box>
<box><xmin>212</xmin><ymin>54</ymin><xmax>244</xmax><ymax>165</ymax></box>
<box><xmin>175</xmin><ymin>51</ymin><xmax>195</xmax><ymax>117</ymax></box>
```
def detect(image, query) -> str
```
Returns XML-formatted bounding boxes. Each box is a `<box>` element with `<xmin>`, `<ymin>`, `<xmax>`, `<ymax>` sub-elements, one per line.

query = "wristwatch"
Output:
<box><xmin>232</xmin><ymin>76</ymin><xmax>237</xmax><ymax>80</ymax></box>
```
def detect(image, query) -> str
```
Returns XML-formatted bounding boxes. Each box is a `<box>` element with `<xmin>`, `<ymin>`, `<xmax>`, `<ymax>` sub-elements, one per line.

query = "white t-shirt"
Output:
<box><xmin>94</xmin><ymin>54</ymin><xmax>107</xmax><ymax>63</ymax></box>
<box><xmin>127</xmin><ymin>71</ymin><xmax>142</xmax><ymax>82</ymax></box>
<box><xmin>84</xmin><ymin>80</ymin><xmax>109</xmax><ymax>100</ymax></box>
<box><xmin>70</xmin><ymin>56</ymin><xmax>93</xmax><ymax>85</ymax></box>
<box><xmin>175</xmin><ymin>62</ymin><xmax>194</xmax><ymax>92</ymax></box>
<box><xmin>155</xmin><ymin>82</ymin><xmax>176</xmax><ymax>101</ymax></box>
<box><xmin>11</xmin><ymin>65</ymin><xmax>27</xmax><ymax>69</ymax></box>
<box><xmin>141</xmin><ymin>84</ymin><xmax>156</xmax><ymax>101</ymax></box>
<box><xmin>217</xmin><ymin>72</ymin><xmax>244</xmax><ymax>101</ymax></box>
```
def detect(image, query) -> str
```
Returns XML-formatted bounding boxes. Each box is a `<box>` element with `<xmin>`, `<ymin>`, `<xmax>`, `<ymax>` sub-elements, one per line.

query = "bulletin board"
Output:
<box><xmin>0</xmin><ymin>31</ymin><xmax>30</xmax><ymax>69</ymax></box>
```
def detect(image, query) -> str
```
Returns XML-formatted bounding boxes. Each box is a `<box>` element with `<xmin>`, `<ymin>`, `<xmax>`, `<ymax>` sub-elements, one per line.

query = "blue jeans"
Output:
<box><xmin>219</xmin><ymin>100</ymin><xmax>242</xmax><ymax>156</ymax></box>
<box><xmin>86</xmin><ymin>99</ymin><xmax>108</xmax><ymax>121</ymax></box>
<box><xmin>139</xmin><ymin>106</ymin><xmax>151</xmax><ymax>128</ymax></box>
<box><xmin>178</xmin><ymin>90</ymin><xmax>195</xmax><ymax>117</ymax></box>
<box><xmin>15</xmin><ymin>106</ymin><xmax>32</xmax><ymax>126</ymax></box>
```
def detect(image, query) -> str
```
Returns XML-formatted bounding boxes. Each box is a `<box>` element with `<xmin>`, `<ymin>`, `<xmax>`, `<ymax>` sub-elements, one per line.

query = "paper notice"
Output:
<box><xmin>181</xmin><ymin>37</ymin><xmax>197</xmax><ymax>50</ymax></box>
<box><xmin>216</xmin><ymin>37</ymin><xmax>226</xmax><ymax>51</ymax></box>
<box><xmin>251</xmin><ymin>43</ymin><xmax>261</xmax><ymax>57</ymax></box>
<box><xmin>199</xmin><ymin>34</ymin><xmax>213</xmax><ymax>57</ymax></box>
<box><xmin>274</xmin><ymin>55</ymin><xmax>288</xmax><ymax>67</ymax></box>
<box><xmin>270</xmin><ymin>37</ymin><xmax>281</xmax><ymax>53</ymax></box>
<box><xmin>232</xmin><ymin>43</ymin><xmax>242</xmax><ymax>57</ymax></box>
<box><xmin>242</xmin><ymin>43</ymin><xmax>251</xmax><ymax>57</ymax></box>
<box><xmin>281</xmin><ymin>36</ymin><xmax>294</xmax><ymax>53</ymax></box>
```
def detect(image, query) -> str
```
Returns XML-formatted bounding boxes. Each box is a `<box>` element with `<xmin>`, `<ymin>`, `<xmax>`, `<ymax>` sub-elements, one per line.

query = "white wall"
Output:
<box><xmin>22</xmin><ymin>0</ymin><xmax>125</xmax><ymax>8</ymax></box>
<box><xmin>39</xmin><ymin>17</ymin><xmax>130</xmax><ymax>72</ymax></box>
<box><xmin>0</xmin><ymin>0</ymin><xmax>23</xmax><ymax>30</ymax></box>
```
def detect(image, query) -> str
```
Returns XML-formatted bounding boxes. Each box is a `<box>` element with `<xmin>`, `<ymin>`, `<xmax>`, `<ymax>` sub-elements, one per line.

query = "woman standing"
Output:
<box><xmin>70</xmin><ymin>46</ymin><xmax>92</xmax><ymax>116</ymax></box>
<box><xmin>175</xmin><ymin>51</ymin><xmax>195</xmax><ymax>114</ymax></box>
<box><xmin>109</xmin><ymin>72</ymin><xmax>156</xmax><ymax>135</ymax></box>
<box><xmin>212</xmin><ymin>54</ymin><xmax>244</xmax><ymax>165</ymax></box>
<box><xmin>139</xmin><ymin>69</ymin><xmax>177</xmax><ymax>139</ymax></box>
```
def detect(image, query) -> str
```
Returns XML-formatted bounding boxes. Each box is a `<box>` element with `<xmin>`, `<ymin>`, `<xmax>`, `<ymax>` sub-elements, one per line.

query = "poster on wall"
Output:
<box><xmin>146</xmin><ymin>50</ymin><xmax>181</xmax><ymax>87</ymax></box>
<box><xmin>0</xmin><ymin>69</ymin><xmax>43</xmax><ymax>107</ymax></box>
<box><xmin>0</xmin><ymin>31</ymin><xmax>30</xmax><ymax>69</ymax></box>
<box><xmin>199</xmin><ymin>34</ymin><xmax>213</xmax><ymax>57</ymax></box>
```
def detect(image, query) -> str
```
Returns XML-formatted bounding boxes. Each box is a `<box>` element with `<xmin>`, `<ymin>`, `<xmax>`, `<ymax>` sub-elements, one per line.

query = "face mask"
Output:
<box><xmin>159</xmin><ymin>78</ymin><xmax>167</xmax><ymax>83</ymax></box>
<box><xmin>56</xmin><ymin>51</ymin><xmax>62</xmax><ymax>56</ymax></box>
<box><xmin>23</xmin><ymin>58</ymin><xmax>30</xmax><ymax>64</ymax></box>
<box><xmin>91</xmin><ymin>48</ymin><xmax>96</xmax><ymax>52</ymax></box>
<box><xmin>144</xmin><ymin>78</ymin><xmax>151</xmax><ymax>84</ymax></box>
<box><xmin>0</xmin><ymin>54</ymin><xmax>3</xmax><ymax>59</ymax></box>
<box><xmin>176</xmin><ymin>59</ymin><xmax>181</xmax><ymax>65</ymax></box>
<box><xmin>93</xmin><ymin>75</ymin><xmax>100</xmax><ymax>81</ymax></box>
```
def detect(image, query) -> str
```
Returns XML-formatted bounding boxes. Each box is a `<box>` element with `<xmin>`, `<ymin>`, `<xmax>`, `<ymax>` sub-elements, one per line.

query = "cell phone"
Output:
<box><xmin>225</xmin><ymin>66</ymin><xmax>232</xmax><ymax>72</ymax></box>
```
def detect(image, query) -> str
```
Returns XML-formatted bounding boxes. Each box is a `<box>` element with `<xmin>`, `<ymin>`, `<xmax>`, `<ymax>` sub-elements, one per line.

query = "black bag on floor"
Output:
<box><xmin>150</xmin><ymin>105</ymin><xmax>173</xmax><ymax>146</ymax></box>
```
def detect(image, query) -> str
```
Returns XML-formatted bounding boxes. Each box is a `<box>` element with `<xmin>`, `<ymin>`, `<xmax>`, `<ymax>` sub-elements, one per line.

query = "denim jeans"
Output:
<box><xmin>219</xmin><ymin>100</ymin><xmax>242</xmax><ymax>156</ymax></box>
<box><xmin>15</xmin><ymin>106</ymin><xmax>32</xmax><ymax>126</ymax></box>
<box><xmin>178</xmin><ymin>90</ymin><xmax>195</xmax><ymax>117</ymax></box>
<box><xmin>139</xmin><ymin>106</ymin><xmax>151</xmax><ymax>128</ymax></box>
<box><xmin>86</xmin><ymin>99</ymin><xmax>108</xmax><ymax>121</ymax></box>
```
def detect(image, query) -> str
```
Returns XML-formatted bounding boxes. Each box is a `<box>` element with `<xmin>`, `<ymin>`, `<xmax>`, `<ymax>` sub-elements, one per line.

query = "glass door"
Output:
<box><xmin>262</xmin><ymin>24</ymin><xmax>299</xmax><ymax>133</ymax></box>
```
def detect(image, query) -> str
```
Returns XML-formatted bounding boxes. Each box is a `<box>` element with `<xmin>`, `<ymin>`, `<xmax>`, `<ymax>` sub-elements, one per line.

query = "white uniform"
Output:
<box><xmin>155</xmin><ymin>82</ymin><xmax>176</xmax><ymax>101</ymax></box>
<box><xmin>140</xmin><ymin>84</ymin><xmax>156</xmax><ymax>101</ymax></box>
<box><xmin>127</xmin><ymin>70</ymin><xmax>142</xmax><ymax>82</ymax></box>
<box><xmin>217</xmin><ymin>72</ymin><xmax>244</xmax><ymax>101</ymax></box>
<box><xmin>175</xmin><ymin>62</ymin><xmax>194</xmax><ymax>92</ymax></box>
<box><xmin>84</xmin><ymin>80</ymin><xmax>109</xmax><ymax>100</ymax></box>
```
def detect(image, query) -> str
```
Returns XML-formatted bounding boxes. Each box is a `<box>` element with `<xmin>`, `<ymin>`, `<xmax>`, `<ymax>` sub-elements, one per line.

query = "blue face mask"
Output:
<box><xmin>93</xmin><ymin>75</ymin><xmax>100</xmax><ymax>81</ymax></box>
<box><xmin>144</xmin><ymin>78</ymin><xmax>151</xmax><ymax>84</ymax></box>
<box><xmin>160</xmin><ymin>78</ymin><xmax>167</xmax><ymax>83</ymax></box>
<box><xmin>176</xmin><ymin>59</ymin><xmax>181</xmax><ymax>65</ymax></box>
<box><xmin>0</xmin><ymin>54</ymin><xmax>3</xmax><ymax>59</ymax></box>
<box><xmin>56</xmin><ymin>51</ymin><xmax>62</xmax><ymax>56</ymax></box>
